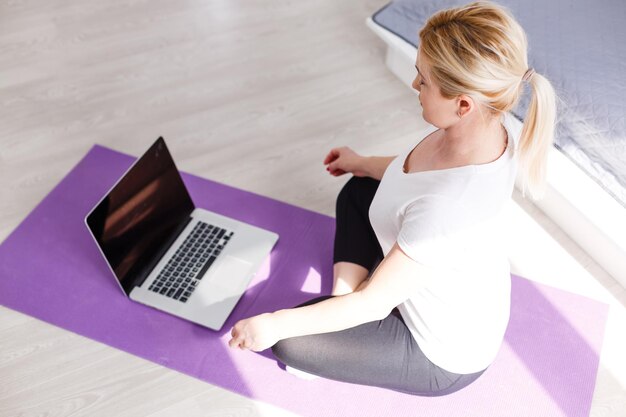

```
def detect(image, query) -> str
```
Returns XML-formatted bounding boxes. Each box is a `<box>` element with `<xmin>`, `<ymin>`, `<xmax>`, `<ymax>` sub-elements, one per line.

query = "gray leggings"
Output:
<box><xmin>271</xmin><ymin>177</ymin><xmax>485</xmax><ymax>396</ymax></box>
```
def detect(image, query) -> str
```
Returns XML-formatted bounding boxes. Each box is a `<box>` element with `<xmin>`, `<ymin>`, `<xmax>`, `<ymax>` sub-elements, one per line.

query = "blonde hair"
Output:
<box><xmin>418</xmin><ymin>1</ymin><xmax>557</xmax><ymax>199</ymax></box>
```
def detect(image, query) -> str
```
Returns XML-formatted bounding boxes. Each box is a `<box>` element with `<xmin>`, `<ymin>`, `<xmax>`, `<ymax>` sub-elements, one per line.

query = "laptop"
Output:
<box><xmin>85</xmin><ymin>137</ymin><xmax>278</xmax><ymax>331</ymax></box>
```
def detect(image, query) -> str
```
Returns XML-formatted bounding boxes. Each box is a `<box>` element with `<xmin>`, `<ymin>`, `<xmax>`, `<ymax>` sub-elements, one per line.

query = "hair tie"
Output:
<box><xmin>522</xmin><ymin>68</ymin><xmax>535</xmax><ymax>82</ymax></box>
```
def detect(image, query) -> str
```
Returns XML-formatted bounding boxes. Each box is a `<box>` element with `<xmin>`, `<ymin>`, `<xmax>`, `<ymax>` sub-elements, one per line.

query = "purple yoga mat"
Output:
<box><xmin>0</xmin><ymin>145</ymin><xmax>608</xmax><ymax>417</ymax></box>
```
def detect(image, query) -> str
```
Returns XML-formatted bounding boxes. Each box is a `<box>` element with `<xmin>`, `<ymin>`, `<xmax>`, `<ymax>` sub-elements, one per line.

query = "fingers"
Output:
<box><xmin>229</xmin><ymin>336</ymin><xmax>253</xmax><ymax>350</ymax></box>
<box><xmin>328</xmin><ymin>168</ymin><xmax>346</xmax><ymax>176</ymax></box>
<box><xmin>228</xmin><ymin>326</ymin><xmax>244</xmax><ymax>349</ymax></box>
<box><xmin>326</xmin><ymin>159</ymin><xmax>346</xmax><ymax>176</ymax></box>
<box><xmin>325</xmin><ymin>148</ymin><xmax>347</xmax><ymax>176</ymax></box>
<box><xmin>228</xmin><ymin>325</ymin><xmax>255</xmax><ymax>350</ymax></box>
<box><xmin>326</xmin><ymin>158</ymin><xmax>346</xmax><ymax>176</ymax></box>
<box><xmin>324</xmin><ymin>147</ymin><xmax>357</xmax><ymax>177</ymax></box>
<box><xmin>229</xmin><ymin>335</ymin><xmax>247</xmax><ymax>350</ymax></box>
<box><xmin>242</xmin><ymin>338</ymin><xmax>253</xmax><ymax>350</ymax></box>
<box><xmin>228</xmin><ymin>333</ymin><xmax>239</xmax><ymax>349</ymax></box>
<box><xmin>323</xmin><ymin>148</ymin><xmax>340</xmax><ymax>165</ymax></box>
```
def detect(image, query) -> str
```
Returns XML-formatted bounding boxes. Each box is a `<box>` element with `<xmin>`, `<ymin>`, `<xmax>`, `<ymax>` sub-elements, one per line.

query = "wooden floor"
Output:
<box><xmin>1</xmin><ymin>0</ymin><xmax>625</xmax><ymax>416</ymax></box>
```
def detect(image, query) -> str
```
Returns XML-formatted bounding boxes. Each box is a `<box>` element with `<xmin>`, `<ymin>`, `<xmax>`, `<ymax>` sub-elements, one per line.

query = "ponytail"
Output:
<box><xmin>517</xmin><ymin>72</ymin><xmax>557</xmax><ymax>199</ymax></box>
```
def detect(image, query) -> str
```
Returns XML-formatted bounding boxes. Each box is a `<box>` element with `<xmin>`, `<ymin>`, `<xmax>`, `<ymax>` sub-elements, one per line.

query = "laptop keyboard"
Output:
<box><xmin>148</xmin><ymin>221</ymin><xmax>234</xmax><ymax>303</ymax></box>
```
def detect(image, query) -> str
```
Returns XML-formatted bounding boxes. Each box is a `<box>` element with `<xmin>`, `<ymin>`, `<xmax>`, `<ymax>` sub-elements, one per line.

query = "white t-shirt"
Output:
<box><xmin>369</xmin><ymin>112</ymin><xmax>521</xmax><ymax>374</ymax></box>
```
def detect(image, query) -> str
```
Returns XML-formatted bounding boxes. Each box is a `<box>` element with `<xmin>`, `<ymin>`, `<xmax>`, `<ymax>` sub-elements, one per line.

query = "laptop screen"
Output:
<box><xmin>86</xmin><ymin>137</ymin><xmax>195</xmax><ymax>295</ymax></box>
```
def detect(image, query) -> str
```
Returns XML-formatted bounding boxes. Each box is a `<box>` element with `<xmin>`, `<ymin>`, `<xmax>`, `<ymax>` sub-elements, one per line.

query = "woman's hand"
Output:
<box><xmin>228</xmin><ymin>313</ymin><xmax>280</xmax><ymax>352</ymax></box>
<box><xmin>323</xmin><ymin>147</ymin><xmax>368</xmax><ymax>177</ymax></box>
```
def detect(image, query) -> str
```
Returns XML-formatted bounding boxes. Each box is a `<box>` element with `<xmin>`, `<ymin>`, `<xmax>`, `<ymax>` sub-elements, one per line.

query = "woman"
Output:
<box><xmin>228</xmin><ymin>0</ymin><xmax>556</xmax><ymax>396</ymax></box>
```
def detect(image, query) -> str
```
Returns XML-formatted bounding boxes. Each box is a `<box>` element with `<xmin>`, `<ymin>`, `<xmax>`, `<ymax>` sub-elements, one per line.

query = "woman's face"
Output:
<box><xmin>412</xmin><ymin>50</ymin><xmax>459</xmax><ymax>128</ymax></box>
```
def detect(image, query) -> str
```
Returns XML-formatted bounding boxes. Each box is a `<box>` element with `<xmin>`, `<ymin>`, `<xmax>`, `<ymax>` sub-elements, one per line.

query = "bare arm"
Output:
<box><xmin>226</xmin><ymin>242</ymin><xmax>432</xmax><ymax>353</ymax></box>
<box><xmin>361</xmin><ymin>156</ymin><xmax>397</xmax><ymax>181</ymax></box>
<box><xmin>323</xmin><ymin>147</ymin><xmax>396</xmax><ymax>181</ymax></box>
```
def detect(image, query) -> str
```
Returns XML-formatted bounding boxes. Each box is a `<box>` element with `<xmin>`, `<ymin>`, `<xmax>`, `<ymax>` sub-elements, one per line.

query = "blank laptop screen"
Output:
<box><xmin>86</xmin><ymin>138</ymin><xmax>195</xmax><ymax>295</ymax></box>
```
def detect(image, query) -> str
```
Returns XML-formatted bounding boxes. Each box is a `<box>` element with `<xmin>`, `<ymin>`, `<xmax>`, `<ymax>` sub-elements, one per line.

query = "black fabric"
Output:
<box><xmin>333</xmin><ymin>176</ymin><xmax>384</xmax><ymax>271</ymax></box>
<box><xmin>271</xmin><ymin>176</ymin><xmax>485</xmax><ymax>396</ymax></box>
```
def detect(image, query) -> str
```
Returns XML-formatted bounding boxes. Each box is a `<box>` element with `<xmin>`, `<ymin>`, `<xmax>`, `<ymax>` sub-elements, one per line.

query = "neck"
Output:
<box><xmin>438</xmin><ymin>112</ymin><xmax>505</xmax><ymax>160</ymax></box>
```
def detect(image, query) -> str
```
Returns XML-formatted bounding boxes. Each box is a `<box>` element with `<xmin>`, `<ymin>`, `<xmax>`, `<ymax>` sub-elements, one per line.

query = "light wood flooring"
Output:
<box><xmin>1</xmin><ymin>0</ymin><xmax>625</xmax><ymax>415</ymax></box>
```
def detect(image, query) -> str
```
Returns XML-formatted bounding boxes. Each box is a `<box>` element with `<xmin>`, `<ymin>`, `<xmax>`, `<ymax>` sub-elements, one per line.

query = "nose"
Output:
<box><xmin>412</xmin><ymin>78</ymin><xmax>420</xmax><ymax>92</ymax></box>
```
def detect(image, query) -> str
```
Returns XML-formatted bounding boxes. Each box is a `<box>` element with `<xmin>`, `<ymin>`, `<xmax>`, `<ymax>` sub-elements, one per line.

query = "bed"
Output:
<box><xmin>366</xmin><ymin>0</ymin><xmax>626</xmax><ymax>286</ymax></box>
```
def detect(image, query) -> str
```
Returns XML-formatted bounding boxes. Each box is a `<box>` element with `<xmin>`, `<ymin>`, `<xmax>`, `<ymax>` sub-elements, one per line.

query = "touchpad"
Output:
<box><xmin>208</xmin><ymin>257</ymin><xmax>253</xmax><ymax>294</ymax></box>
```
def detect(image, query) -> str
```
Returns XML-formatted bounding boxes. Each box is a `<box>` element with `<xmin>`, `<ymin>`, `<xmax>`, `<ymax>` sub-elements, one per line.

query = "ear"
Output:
<box><xmin>456</xmin><ymin>94</ymin><xmax>475</xmax><ymax>118</ymax></box>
